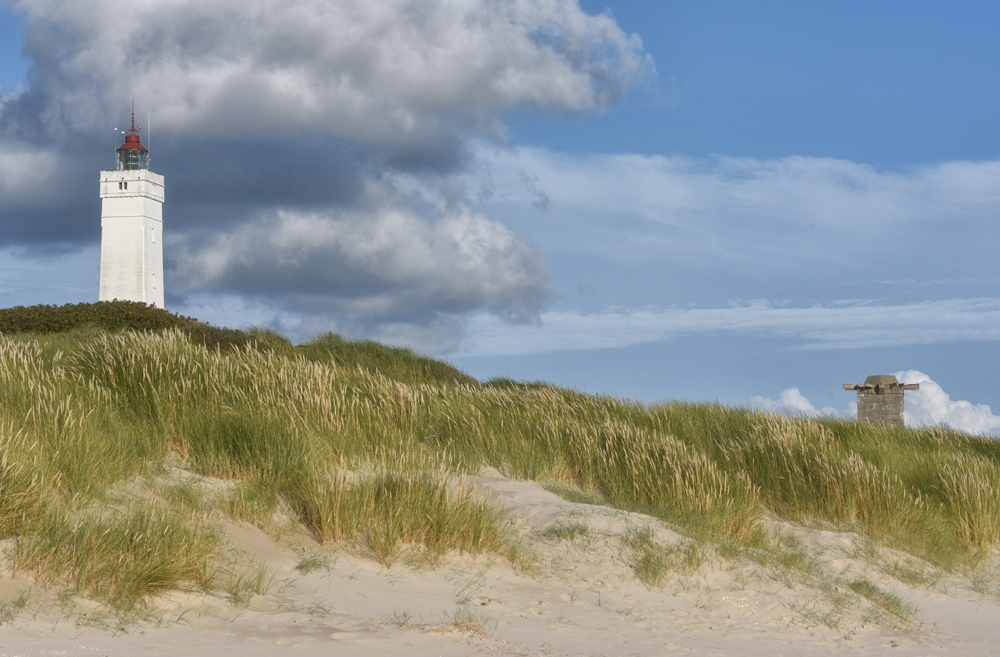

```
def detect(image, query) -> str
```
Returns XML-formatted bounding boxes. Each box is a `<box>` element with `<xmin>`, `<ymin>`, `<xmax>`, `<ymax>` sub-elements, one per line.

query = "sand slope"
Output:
<box><xmin>2</xmin><ymin>473</ymin><xmax>1000</xmax><ymax>656</ymax></box>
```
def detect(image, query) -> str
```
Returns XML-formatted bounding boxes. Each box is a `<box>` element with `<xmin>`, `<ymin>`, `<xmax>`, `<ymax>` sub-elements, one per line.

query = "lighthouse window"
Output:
<box><xmin>124</xmin><ymin>182</ymin><xmax>128</xmax><ymax>190</ymax></box>
<box><xmin>118</xmin><ymin>182</ymin><xmax>122</xmax><ymax>190</ymax></box>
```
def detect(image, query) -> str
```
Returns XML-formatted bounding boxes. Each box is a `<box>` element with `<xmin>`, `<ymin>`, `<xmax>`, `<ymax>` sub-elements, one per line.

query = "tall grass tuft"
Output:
<box><xmin>592</xmin><ymin>422</ymin><xmax>761</xmax><ymax>539</ymax></box>
<box><xmin>721</xmin><ymin>414</ymin><xmax>922</xmax><ymax>528</ymax></box>
<box><xmin>287</xmin><ymin>469</ymin><xmax>515</xmax><ymax>566</ymax></box>
<box><xmin>15</xmin><ymin>501</ymin><xmax>220</xmax><ymax>611</ymax></box>
<box><xmin>934</xmin><ymin>453</ymin><xmax>1000</xmax><ymax>553</ymax></box>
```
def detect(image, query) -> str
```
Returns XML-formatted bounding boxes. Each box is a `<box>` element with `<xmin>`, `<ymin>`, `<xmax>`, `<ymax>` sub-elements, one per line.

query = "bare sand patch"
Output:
<box><xmin>1</xmin><ymin>471</ymin><xmax>999</xmax><ymax>656</ymax></box>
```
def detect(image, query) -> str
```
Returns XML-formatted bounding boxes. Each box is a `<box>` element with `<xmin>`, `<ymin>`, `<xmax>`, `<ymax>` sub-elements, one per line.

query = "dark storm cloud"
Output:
<box><xmin>0</xmin><ymin>0</ymin><xmax>648</xmax><ymax>340</ymax></box>
<box><xmin>0</xmin><ymin>137</ymin><xmax>103</xmax><ymax>243</ymax></box>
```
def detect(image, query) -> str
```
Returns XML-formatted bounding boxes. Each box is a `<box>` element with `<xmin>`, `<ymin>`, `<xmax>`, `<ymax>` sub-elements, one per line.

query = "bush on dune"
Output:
<box><xmin>0</xmin><ymin>300</ymin><xmax>252</xmax><ymax>352</ymax></box>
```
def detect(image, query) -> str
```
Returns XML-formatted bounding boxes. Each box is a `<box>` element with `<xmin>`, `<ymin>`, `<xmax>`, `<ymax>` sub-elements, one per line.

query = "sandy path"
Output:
<box><xmin>1</xmin><ymin>475</ymin><xmax>999</xmax><ymax>656</ymax></box>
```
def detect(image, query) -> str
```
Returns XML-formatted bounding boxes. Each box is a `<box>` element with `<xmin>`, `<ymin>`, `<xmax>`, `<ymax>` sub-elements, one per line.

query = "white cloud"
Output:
<box><xmin>472</xmin><ymin>146</ymin><xmax>1000</xmax><ymax>274</ymax></box>
<box><xmin>8</xmin><ymin>0</ymin><xmax>647</xmax><ymax>144</ymax></box>
<box><xmin>172</xmin><ymin>202</ymin><xmax>548</xmax><ymax>324</ymax></box>
<box><xmin>747</xmin><ymin>387</ymin><xmax>839</xmax><ymax>417</ymax></box>
<box><xmin>895</xmin><ymin>370</ymin><xmax>1000</xmax><ymax>436</ymax></box>
<box><xmin>479</xmin><ymin>147</ymin><xmax>1000</xmax><ymax>228</ymax></box>
<box><xmin>457</xmin><ymin>298</ymin><xmax>1000</xmax><ymax>356</ymax></box>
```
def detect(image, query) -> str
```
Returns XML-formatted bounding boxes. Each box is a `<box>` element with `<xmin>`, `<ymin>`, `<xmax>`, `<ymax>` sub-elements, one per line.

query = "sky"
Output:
<box><xmin>2</xmin><ymin>1</ymin><xmax>1000</xmax><ymax>434</ymax></box>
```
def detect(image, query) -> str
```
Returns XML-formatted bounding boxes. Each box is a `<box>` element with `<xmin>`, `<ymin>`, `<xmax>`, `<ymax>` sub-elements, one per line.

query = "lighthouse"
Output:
<box><xmin>98</xmin><ymin>108</ymin><xmax>165</xmax><ymax>308</ymax></box>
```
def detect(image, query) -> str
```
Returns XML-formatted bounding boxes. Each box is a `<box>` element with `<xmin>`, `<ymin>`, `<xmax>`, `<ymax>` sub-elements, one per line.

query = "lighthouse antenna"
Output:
<box><xmin>147</xmin><ymin>111</ymin><xmax>151</xmax><ymax>168</ymax></box>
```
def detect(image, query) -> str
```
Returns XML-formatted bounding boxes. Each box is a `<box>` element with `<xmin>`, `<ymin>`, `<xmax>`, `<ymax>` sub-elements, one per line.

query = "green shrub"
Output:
<box><xmin>0</xmin><ymin>301</ymin><xmax>258</xmax><ymax>353</ymax></box>
<box><xmin>0</xmin><ymin>301</ymin><xmax>180</xmax><ymax>334</ymax></box>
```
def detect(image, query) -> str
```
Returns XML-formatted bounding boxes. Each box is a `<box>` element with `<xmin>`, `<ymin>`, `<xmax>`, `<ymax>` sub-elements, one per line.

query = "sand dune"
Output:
<box><xmin>2</xmin><ymin>472</ymin><xmax>1000</xmax><ymax>656</ymax></box>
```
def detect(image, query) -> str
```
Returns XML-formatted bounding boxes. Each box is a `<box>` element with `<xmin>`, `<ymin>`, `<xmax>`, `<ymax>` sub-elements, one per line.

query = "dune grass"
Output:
<box><xmin>13</xmin><ymin>501</ymin><xmax>220</xmax><ymax>610</ymax></box>
<box><xmin>537</xmin><ymin>520</ymin><xmax>592</xmax><ymax>543</ymax></box>
<box><xmin>286</xmin><ymin>469</ymin><xmax>515</xmax><ymax>565</ymax></box>
<box><xmin>848</xmin><ymin>577</ymin><xmax>917</xmax><ymax>626</ymax></box>
<box><xmin>622</xmin><ymin>527</ymin><xmax>703</xmax><ymax>587</ymax></box>
<box><xmin>2</xmin><ymin>309</ymin><xmax>1000</xmax><ymax>614</ymax></box>
<box><xmin>298</xmin><ymin>332</ymin><xmax>478</xmax><ymax>387</ymax></box>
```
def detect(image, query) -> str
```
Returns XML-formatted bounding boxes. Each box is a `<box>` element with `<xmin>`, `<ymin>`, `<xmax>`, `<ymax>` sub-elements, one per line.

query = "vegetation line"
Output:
<box><xmin>1</xmin><ymin>301</ymin><xmax>999</xmax><ymax>618</ymax></box>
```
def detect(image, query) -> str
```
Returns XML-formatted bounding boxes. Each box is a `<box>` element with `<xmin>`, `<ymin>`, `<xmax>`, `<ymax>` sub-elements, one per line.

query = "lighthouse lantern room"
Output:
<box><xmin>98</xmin><ymin>106</ymin><xmax>165</xmax><ymax>308</ymax></box>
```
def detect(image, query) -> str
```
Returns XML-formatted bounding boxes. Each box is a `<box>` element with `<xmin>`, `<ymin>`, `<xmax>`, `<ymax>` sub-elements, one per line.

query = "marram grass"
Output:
<box><xmin>286</xmin><ymin>469</ymin><xmax>515</xmax><ymax>565</ymax></box>
<box><xmin>13</xmin><ymin>501</ymin><xmax>220</xmax><ymax>611</ymax></box>
<box><xmin>2</xmin><ymin>322</ymin><xmax>1000</xmax><ymax>612</ymax></box>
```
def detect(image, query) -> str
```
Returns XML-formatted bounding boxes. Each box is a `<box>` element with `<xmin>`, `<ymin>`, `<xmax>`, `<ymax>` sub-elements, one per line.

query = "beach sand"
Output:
<box><xmin>1</xmin><ymin>472</ymin><xmax>999</xmax><ymax>656</ymax></box>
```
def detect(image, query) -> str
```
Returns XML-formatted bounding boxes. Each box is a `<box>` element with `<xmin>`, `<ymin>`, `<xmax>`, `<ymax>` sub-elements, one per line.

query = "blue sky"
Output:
<box><xmin>515</xmin><ymin>2</ymin><xmax>1000</xmax><ymax>167</ymax></box>
<box><xmin>2</xmin><ymin>1</ymin><xmax>999</xmax><ymax>432</ymax></box>
<box><xmin>0</xmin><ymin>10</ymin><xmax>26</xmax><ymax>93</ymax></box>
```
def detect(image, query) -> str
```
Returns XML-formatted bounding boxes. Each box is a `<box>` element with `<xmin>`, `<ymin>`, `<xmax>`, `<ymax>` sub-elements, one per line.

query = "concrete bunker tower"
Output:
<box><xmin>99</xmin><ymin>107</ymin><xmax>164</xmax><ymax>308</ymax></box>
<box><xmin>843</xmin><ymin>375</ymin><xmax>919</xmax><ymax>427</ymax></box>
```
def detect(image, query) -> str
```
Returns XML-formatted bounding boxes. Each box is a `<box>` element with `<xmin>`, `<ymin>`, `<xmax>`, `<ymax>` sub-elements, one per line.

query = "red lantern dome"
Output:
<box><xmin>116</xmin><ymin>107</ymin><xmax>148</xmax><ymax>171</ymax></box>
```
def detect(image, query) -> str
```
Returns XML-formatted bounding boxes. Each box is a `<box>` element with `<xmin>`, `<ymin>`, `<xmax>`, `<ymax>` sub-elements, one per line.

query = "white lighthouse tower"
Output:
<box><xmin>99</xmin><ymin>108</ymin><xmax>165</xmax><ymax>308</ymax></box>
